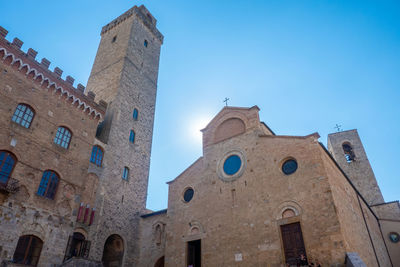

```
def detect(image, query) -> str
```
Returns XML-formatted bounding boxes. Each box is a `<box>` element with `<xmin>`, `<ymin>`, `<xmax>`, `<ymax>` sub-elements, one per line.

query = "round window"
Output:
<box><xmin>183</xmin><ymin>188</ymin><xmax>194</xmax><ymax>203</ymax></box>
<box><xmin>223</xmin><ymin>155</ymin><xmax>242</xmax><ymax>175</ymax></box>
<box><xmin>389</xmin><ymin>232</ymin><xmax>399</xmax><ymax>243</ymax></box>
<box><xmin>282</xmin><ymin>159</ymin><xmax>298</xmax><ymax>175</ymax></box>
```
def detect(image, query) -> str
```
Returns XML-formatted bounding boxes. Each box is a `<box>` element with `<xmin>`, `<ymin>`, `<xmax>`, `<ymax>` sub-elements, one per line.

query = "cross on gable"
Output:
<box><xmin>223</xmin><ymin>97</ymin><xmax>229</xmax><ymax>106</ymax></box>
<box><xmin>334</xmin><ymin>124</ymin><xmax>342</xmax><ymax>132</ymax></box>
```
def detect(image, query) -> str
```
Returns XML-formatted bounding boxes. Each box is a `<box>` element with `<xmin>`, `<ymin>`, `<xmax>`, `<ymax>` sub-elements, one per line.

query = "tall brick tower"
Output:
<box><xmin>327</xmin><ymin>129</ymin><xmax>384</xmax><ymax>205</ymax></box>
<box><xmin>85</xmin><ymin>5</ymin><xmax>163</xmax><ymax>265</ymax></box>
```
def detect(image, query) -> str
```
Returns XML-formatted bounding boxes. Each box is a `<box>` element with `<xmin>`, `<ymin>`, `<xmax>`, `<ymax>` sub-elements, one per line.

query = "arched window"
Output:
<box><xmin>0</xmin><ymin>150</ymin><xmax>16</xmax><ymax>184</ymax></box>
<box><xmin>342</xmin><ymin>143</ymin><xmax>355</xmax><ymax>163</ymax></box>
<box><xmin>129</xmin><ymin>130</ymin><xmax>135</xmax><ymax>143</ymax></box>
<box><xmin>282</xmin><ymin>208</ymin><xmax>296</xmax><ymax>218</ymax></box>
<box><xmin>90</xmin><ymin>145</ymin><xmax>104</xmax><ymax>167</ymax></box>
<box><xmin>13</xmin><ymin>235</ymin><xmax>43</xmax><ymax>266</ymax></box>
<box><xmin>37</xmin><ymin>170</ymin><xmax>59</xmax><ymax>199</ymax></box>
<box><xmin>12</xmin><ymin>104</ymin><xmax>35</xmax><ymax>128</ymax></box>
<box><xmin>54</xmin><ymin>126</ymin><xmax>72</xmax><ymax>149</ymax></box>
<box><xmin>122</xmin><ymin>167</ymin><xmax>129</xmax><ymax>180</ymax></box>
<box><xmin>133</xmin><ymin>108</ymin><xmax>139</xmax><ymax>121</ymax></box>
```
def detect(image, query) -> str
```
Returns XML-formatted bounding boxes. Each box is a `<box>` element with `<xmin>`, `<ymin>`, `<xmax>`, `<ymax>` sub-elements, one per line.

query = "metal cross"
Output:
<box><xmin>334</xmin><ymin>124</ymin><xmax>342</xmax><ymax>132</ymax></box>
<box><xmin>223</xmin><ymin>97</ymin><xmax>230</xmax><ymax>106</ymax></box>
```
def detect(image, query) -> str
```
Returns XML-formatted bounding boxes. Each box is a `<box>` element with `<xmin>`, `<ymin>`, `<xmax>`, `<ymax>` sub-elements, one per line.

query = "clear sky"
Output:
<box><xmin>1</xmin><ymin>0</ymin><xmax>399</xmax><ymax>211</ymax></box>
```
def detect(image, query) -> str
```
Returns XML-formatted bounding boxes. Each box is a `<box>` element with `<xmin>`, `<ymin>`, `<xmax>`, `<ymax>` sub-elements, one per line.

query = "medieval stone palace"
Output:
<box><xmin>0</xmin><ymin>5</ymin><xmax>399</xmax><ymax>267</ymax></box>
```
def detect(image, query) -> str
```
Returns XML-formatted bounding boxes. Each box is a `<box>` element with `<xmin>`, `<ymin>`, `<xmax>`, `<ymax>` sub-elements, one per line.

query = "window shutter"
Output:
<box><xmin>13</xmin><ymin>235</ymin><xmax>30</xmax><ymax>263</ymax></box>
<box><xmin>63</xmin><ymin>235</ymin><xmax>73</xmax><ymax>262</ymax></box>
<box><xmin>81</xmin><ymin>240</ymin><xmax>91</xmax><ymax>258</ymax></box>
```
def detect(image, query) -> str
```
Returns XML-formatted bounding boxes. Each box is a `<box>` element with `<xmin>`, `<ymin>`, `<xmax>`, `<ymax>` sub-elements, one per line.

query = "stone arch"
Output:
<box><xmin>214</xmin><ymin>117</ymin><xmax>245</xmax><ymax>144</ymax></box>
<box><xmin>153</xmin><ymin>221</ymin><xmax>165</xmax><ymax>245</ymax></box>
<box><xmin>154</xmin><ymin>256</ymin><xmax>164</xmax><ymax>267</ymax></box>
<box><xmin>73</xmin><ymin>227</ymin><xmax>88</xmax><ymax>239</ymax></box>
<box><xmin>342</xmin><ymin>142</ymin><xmax>355</xmax><ymax>162</ymax></box>
<box><xmin>102</xmin><ymin>234</ymin><xmax>124</xmax><ymax>267</ymax></box>
<box><xmin>21</xmin><ymin>224</ymin><xmax>46</xmax><ymax>242</ymax></box>
<box><xmin>188</xmin><ymin>221</ymin><xmax>205</xmax><ymax>236</ymax></box>
<box><xmin>275</xmin><ymin>200</ymin><xmax>302</xmax><ymax>220</ymax></box>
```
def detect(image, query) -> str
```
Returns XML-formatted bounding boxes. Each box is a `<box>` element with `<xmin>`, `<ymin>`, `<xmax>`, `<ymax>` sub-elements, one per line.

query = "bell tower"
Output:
<box><xmin>327</xmin><ymin>129</ymin><xmax>384</xmax><ymax>206</ymax></box>
<box><xmin>85</xmin><ymin>5</ymin><xmax>163</xmax><ymax>265</ymax></box>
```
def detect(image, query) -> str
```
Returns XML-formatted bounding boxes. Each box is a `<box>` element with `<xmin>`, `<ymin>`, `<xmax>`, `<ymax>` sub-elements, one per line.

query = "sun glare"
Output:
<box><xmin>188</xmin><ymin>116</ymin><xmax>211</xmax><ymax>144</ymax></box>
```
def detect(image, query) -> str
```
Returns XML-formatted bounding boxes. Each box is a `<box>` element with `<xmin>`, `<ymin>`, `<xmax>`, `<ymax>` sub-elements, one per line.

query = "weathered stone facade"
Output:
<box><xmin>0</xmin><ymin>4</ymin><xmax>399</xmax><ymax>267</ymax></box>
<box><xmin>85</xmin><ymin>5</ymin><xmax>163</xmax><ymax>266</ymax></box>
<box><xmin>0</xmin><ymin>29</ymin><xmax>104</xmax><ymax>266</ymax></box>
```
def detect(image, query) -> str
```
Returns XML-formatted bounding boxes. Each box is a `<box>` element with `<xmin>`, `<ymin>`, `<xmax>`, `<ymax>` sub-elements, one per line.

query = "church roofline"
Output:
<box><xmin>370</xmin><ymin>200</ymin><xmax>399</xmax><ymax>207</ymax></box>
<box><xmin>259</xmin><ymin>132</ymin><xmax>320</xmax><ymax>140</ymax></box>
<box><xmin>201</xmin><ymin>105</ymin><xmax>260</xmax><ymax>132</ymax></box>
<box><xmin>167</xmin><ymin>157</ymin><xmax>203</xmax><ymax>185</ymax></box>
<box><xmin>140</xmin><ymin>209</ymin><xmax>167</xmax><ymax>218</ymax></box>
<box><xmin>260</xmin><ymin>121</ymin><xmax>276</xmax><ymax>135</ymax></box>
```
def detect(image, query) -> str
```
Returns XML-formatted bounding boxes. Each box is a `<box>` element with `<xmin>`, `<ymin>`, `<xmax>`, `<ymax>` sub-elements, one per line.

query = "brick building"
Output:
<box><xmin>0</xmin><ymin>5</ymin><xmax>399</xmax><ymax>267</ymax></box>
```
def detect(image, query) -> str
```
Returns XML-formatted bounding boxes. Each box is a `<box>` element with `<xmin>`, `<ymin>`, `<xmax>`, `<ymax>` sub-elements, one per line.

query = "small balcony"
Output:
<box><xmin>0</xmin><ymin>178</ymin><xmax>20</xmax><ymax>194</ymax></box>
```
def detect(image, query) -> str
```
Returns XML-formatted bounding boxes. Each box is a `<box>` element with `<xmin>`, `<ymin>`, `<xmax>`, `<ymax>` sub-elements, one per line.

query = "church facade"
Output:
<box><xmin>0</xmin><ymin>5</ymin><xmax>399</xmax><ymax>267</ymax></box>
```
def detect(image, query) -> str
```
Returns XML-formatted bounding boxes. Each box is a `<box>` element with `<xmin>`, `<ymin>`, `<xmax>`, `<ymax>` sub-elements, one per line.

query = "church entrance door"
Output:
<box><xmin>280</xmin><ymin>222</ymin><xmax>306</xmax><ymax>265</ymax></box>
<box><xmin>187</xmin><ymin>239</ymin><xmax>201</xmax><ymax>267</ymax></box>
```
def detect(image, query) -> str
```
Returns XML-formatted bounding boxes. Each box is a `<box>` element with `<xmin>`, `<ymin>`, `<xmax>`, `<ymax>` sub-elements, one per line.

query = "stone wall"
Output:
<box><xmin>320</xmin><ymin>146</ymin><xmax>391</xmax><ymax>267</ymax></box>
<box><xmin>0</xmin><ymin>55</ymin><xmax>100</xmax><ymax>266</ymax></box>
<box><xmin>85</xmin><ymin>5</ymin><xmax>163</xmax><ymax>266</ymax></box>
<box><xmin>371</xmin><ymin>202</ymin><xmax>400</xmax><ymax>266</ymax></box>
<box><xmin>165</xmin><ymin>108</ymin><xmax>350</xmax><ymax>266</ymax></box>
<box><xmin>138</xmin><ymin>211</ymin><xmax>167</xmax><ymax>267</ymax></box>
<box><xmin>327</xmin><ymin>130</ymin><xmax>384</xmax><ymax>206</ymax></box>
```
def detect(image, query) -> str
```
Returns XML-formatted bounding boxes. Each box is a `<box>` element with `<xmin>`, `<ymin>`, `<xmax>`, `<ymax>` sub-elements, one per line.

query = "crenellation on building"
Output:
<box><xmin>0</xmin><ymin>28</ymin><xmax>106</xmax><ymax>119</ymax></box>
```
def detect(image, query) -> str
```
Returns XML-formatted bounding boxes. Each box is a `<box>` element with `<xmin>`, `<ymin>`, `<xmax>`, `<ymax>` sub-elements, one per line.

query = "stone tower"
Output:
<box><xmin>327</xmin><ymin>129</ymin><xmax>384</xmax><ymax>205</ymax></box>
<box><xmin>85</xmin><ymin>5</ymin><xmax>163</xmax><ymax>265</ymax></box>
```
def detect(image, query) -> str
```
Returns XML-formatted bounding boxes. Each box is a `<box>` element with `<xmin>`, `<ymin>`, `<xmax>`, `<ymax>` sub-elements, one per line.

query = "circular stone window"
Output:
<box><xmin>183</xmin><ymin>188</ymin><xmax>194</xmax><ymax>203</ymax></box>
<box><xmin>282</xmin><ymin>159</ymin><xmax>298</xmax><ymax>175</ymax></box>
<box><xmin>223</xmin><ymin>155</ymin><xmax>242</xmax><ymax>175</ymax></box>
<box><xmin>217</xmin><ymin>151</ymin><xmax>246</xmax><ymax>182</ymax></box>
<box><xmin>389</xmin><ymin>232</ymin><xmax>400</xmax><ymax>243</ymax></box>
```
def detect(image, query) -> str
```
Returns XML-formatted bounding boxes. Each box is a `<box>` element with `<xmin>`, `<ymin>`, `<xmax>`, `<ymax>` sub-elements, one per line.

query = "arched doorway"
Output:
<box><xmin>154</xmin><ymin>256</ymin><xmax>164</xmax><ymax>267</ymax></box>
<box><xmin>13</xmin><ymin>235</ymin><xmax>43</xmax><ymax>266</ymax></box>
<box><xmin>102</xmin><ymin>234</ymin><xmax>124</xmax><ymax>267</ymax></box>
<box><xmin>63</xmin><ymin>232</ymin><xmax>90</xmax><ymax>261</ymax></box>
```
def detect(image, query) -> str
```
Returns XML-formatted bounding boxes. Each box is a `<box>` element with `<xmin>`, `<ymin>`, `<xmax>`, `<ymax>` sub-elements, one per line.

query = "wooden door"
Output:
<box><xmin>187</xmin><ymin>239</ymin><xmax>201</xmax><ymax>267</ymax></box>
<box><xmin>280</xmin><ymin>222</ymin><xmax>307</xmax><ymax>265</ymax></box>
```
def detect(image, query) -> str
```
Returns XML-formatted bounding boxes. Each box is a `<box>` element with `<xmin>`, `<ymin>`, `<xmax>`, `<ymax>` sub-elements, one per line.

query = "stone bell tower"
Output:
<box><xmin>327</xmin><ymin>129</ymin><xmax>384</xmax><ymax>206</ymax></box>
<box><xmin>85</xmin><ymin>5</ymin><xmax>163</xmax><ymax>265</ymax></box>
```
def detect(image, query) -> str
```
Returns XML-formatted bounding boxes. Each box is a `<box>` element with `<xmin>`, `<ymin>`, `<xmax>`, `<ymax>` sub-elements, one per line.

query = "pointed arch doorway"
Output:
<box><xmin>102</xmin><ymin>234</ymin><xmax>124</xmax><ymax>267</ymax></box>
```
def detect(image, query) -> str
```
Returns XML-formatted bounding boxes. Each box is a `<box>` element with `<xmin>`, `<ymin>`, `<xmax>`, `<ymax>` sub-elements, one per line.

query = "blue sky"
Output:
<box><xmin>1</xmin><ymin>1</ymin><xmax>399</xmax><ymax>211</ymax></box>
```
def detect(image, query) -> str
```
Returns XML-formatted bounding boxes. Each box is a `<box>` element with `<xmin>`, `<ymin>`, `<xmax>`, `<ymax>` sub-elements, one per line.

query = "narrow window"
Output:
<box><xmin>12</xmin><ymin>104</ymin><xmax>35</xmax><ymax>128</ymax></box>
<box><xmin>129</xmin><ymin>130</ymin><xmax>135</xmax><ymax>143</ymax></box>
<box><xmin>133</xmin><ymin>108</ymin><xmax>139</xmax><ymax>121</ymax></box>
<box><xmin>13</xmin><ymin>235</ymin><xmax>43</xmax><ymax>266</ymax></box>
<box><xmin>112</xmin><ymin>35</ymin><xmax>117</xmax><ymax>43</ymax></box>
<box><xmin>144</xmin><ymin>40</ymin><xmax>148</xmax><ymax>47</ymax></box>
<box><xmin>122</xmin><ymin>167</ymin><xmax>129</xmax><ymax>180</ymax></box>
<box><xmin>37</xmin><ymin>170</ymin><xmax>59</xmax><ymax>199</ymax></box>
<box><xmin>342</xmin><ymin>143</ymin><xmax>355</xmax><ymax>163</ymax></box>
<box><xmin>54</xmin><ymin>126</ymin><xmax>72</xmax><ymax>149</ymax></box>
<box><xmin>0</xmin><ymin>150</ymin><xmax>16</xmax><ymax>185</ymax></box>
<box><xmin>90</xmin><ymin>145</ymin><xmax>104</xmax><ymax>167</ymax></box>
